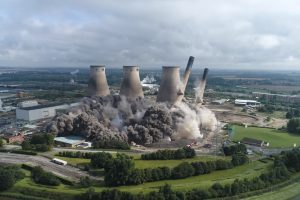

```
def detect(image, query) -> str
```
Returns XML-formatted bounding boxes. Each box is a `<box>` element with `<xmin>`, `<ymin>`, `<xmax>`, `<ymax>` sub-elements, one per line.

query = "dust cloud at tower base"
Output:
<box><xmin>47</xmin><ymin>95</ymin><xmax>218</xmax><ymax>146</ymax></box>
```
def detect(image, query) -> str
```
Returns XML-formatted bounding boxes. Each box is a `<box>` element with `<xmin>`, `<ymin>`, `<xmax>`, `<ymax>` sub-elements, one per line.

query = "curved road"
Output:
<box><xmin>0</xmin><ymin>152</ymin><xmax>100</xmax><ymax>182</ymax></box>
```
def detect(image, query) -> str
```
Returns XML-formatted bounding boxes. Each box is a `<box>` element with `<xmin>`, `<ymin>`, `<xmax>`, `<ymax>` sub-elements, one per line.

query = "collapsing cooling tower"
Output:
<box><xmin>156</xmin><ymin>66</ymin><xmax>182</xmax><ymax>104</ymax></box>
<box><xmin>196</xmin><ymin>68</ymin><xmax>209</xmax><ymax>104</ymax></box>
<box><xmin>87</xmin><ymin>65</ymin><xmax>110</xmax><ymax>96</ymax></box>
<box><xmin>157</xmin><ymin>56</ymin><xmax>195</xmax><ymax>104</ymax></box>
<box><xmin>176</xmin><ymin>56</ymin><xmax>194</xmax><ymax>102</ymax></box>
<box><xmin>120</xmin><ymin>66</ymin><xmax>144</xmax><ymax>98</ymax></box>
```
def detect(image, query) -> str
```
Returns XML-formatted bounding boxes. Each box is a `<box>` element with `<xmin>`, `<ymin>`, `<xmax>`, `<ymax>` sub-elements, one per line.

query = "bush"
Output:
<box><xmin>172</xmin><ymin>162</ymin><xmax>195</xmax><ymax>179</ymax></box>
<box><xmin>90</xmin><ymin>152</ymin><xmax>113</xmax><ymax>169</ymax></box>
<box><xmin>287</xmin><ymin>118</ymin><xmax>300</xmax><ymax>135</ymax></box>
<box><xmin>232</xmin><ymin>153</ymin><xmax>249</xmax><ymax>166</ymax></box>
<box><xmin>22</xmin><ymin>133</ymin><xmax>54</xmax><ymax>152</ymax></box>
<box><xmin>0</xmin><ymin>165</ymin><xmax>25</xmax><ymax>191</ymax></box>
<box><xmin>32</xmin><ymin>166</ymin><xmax>60</xmax><ymax>186</ymax></box>
<box><xmin>223</xmin><ymin>144</ymin><xmax>247</xmax><ymax>156</ymax></box>
<box><xmin>80</xmin><ymin>176</ymin><xmax>92</xmax><ymax>188</ymax></box>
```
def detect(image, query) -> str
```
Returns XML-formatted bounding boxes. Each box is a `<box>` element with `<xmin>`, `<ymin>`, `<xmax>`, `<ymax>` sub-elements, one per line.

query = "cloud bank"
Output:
<box><xmin>1</xmin><ymin>0</ymin><xmax>300</xmax><ymax>69</ymax></box>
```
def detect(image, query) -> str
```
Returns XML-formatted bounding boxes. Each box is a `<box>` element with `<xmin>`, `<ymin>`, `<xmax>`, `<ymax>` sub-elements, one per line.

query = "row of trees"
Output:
<box><xmin>0</xmin><ymin>165</ymin><xmax>25</xmax><ymax>191</ymax></box>
<box><xmin>222</xmin><ymin>144</ymin><xmax>247</xmax><ymax>156</ymax></box>
<box><xmin>31</xmin><ymin>166</ymin><xmax>60</xmax><ymax>186</ymax></box>
<box><xmin>93</xmin><ymin>139</ymin><xmax>130</xmax><ymax>150</ymax></box>
<box><xmin>287</xmin><ymin>118</ymin><xmax>300</xmax><ymax>135</ymax></box>
<box><xmin>58</xmin><ymin>151</ymin><xmax>95</xmax><ymax>159</ymax></box>
<box><xmin>103</xmin><ymin>153</ymin><xmax>244</xmax><ymax>186</ymax></box>
<box><xmin>22</xmin><ymin>133</ymin><xmax>54</xmax><ymax>152</ymax></box>
<box><xmin>141</xmin><ymin>147</ymin><xmax>196</xmax><ymax>160</ymax></box>
<box><xmin>78</xmin><ymin>153</ymin><xmax>294</xmax><ymax>200</ymax></box>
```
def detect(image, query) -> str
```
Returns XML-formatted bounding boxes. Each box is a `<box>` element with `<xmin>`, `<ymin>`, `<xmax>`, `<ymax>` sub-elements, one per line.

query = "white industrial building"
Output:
<box><xmin>234</xmin><ymin>99</ymin><xmax>261</xmax><ymax>107</ymax></box>
<box><xmin>16</xmin><ymin>103</ymin><xmax>74</xmax><ymax>121</ymax></box>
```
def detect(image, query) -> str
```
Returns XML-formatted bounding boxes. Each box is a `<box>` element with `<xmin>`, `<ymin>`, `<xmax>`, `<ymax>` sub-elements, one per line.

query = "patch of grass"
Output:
<box><xmin>232</xmin><ymin>125</ymin><xmax>300</xmax><ymax>148</ymax></box>
<box><xmin>244</xmin><ymin>181</ymin><xmax>300</xmax><ymax>200</ymax></box>
<box><xmin>134</xmin><ymin>155</ymin><xmax>229</xmax><ymax>169</ymax></box>
<box><xmin>54</xmin><ymin>156</ymin><xmax>90</xmax><ymax>166</ymax></box>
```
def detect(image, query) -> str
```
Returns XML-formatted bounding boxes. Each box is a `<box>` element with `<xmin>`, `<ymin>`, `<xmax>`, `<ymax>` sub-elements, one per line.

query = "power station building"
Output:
<box><xmin>16</xmin><ymin>103</ymin><xmax>79</xmax><ymax>121</ymax></box>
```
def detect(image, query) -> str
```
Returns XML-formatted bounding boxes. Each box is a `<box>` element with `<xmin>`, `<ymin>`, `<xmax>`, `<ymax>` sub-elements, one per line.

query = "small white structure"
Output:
<box><xmin>235</xmin><ymin>99</ymin><xmax>261</xmax><ymax>107</ymax></box>
<box><xmin>52</xmin><ymin>158</ymin><xmax>67</xmax><ymax>165</ymax></box>
<box><xmin>18</xmin><ymin>100</ymin><xmax>39</xmax><ymax>108</ymax></box>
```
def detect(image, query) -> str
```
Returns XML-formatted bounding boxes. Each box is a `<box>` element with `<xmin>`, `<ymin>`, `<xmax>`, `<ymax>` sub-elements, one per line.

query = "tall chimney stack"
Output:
<box><xmin>156</xmin><ymin>66</ymin><xmax>182</xmax><ymax>104</ymax></box>
<box><xmin>88</xmin><ymin>65</ymin><xmax>110</xmax><ymax>96</ymax></box>
<box><xmin>177</xmin><ymin>56</ymin><xmax>194</xmax><ymax>102</ymax></box>
<box><xmin>120</xmin><ymin>66</ymin><xmax>144</xmax><ymax>98</ymax></box>
<box><xmin>196</xmin><ymin>68</ymin><xmax>209</xmax><ymax>104</ymax></box>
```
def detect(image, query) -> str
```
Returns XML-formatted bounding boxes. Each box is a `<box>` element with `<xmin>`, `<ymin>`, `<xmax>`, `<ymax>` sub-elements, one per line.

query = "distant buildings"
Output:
<box><xmin>253</xmin><ymin>92</ymin><xmax>300</xmax><ymax>104</ymax></box>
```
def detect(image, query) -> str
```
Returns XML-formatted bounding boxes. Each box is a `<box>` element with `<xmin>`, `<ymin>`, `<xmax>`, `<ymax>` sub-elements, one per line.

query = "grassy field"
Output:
<box><xmin>244</xmin><ymin>181</ymin><xmax>300</xmax><ymax>200</ymax></box>
<box><xmin>232</xmin><ymin>125</ymin><xmax>300</xmax><ymax>148</ymax></box>
<box><xmin>54</xmin><ymin>155</ymin><xmax>230</xmax><ymax>169</ymax></box>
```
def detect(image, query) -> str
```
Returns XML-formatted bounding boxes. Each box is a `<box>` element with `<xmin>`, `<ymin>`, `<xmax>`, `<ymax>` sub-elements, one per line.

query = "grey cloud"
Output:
<box><xmin>1</xmin><ymin>0</ymin><xmax>300</xmax><ymax>69</ymax></box>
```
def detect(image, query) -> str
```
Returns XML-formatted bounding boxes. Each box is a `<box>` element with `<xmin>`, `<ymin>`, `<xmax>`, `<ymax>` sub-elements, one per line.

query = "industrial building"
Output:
<box><xmin>16</xmin><ymin>103</ymin><xmax>74</xmax><ymax>121</ymax></box>
<box><xmin>54</xmin><ymin>136</ymin><xmax>86</xmax><ymax>148</ymax></box>
<box><xmin>234</xmin><ymin>99</ymin><xmax>261</xmax><ymax>107</ymax></box>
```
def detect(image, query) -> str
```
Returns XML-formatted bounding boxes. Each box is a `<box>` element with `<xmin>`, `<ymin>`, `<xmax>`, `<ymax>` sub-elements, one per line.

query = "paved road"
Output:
<box><xmin>0</xmin><ymin>152</ymin><xmax>100</xmax><ymax>182</ymax></box>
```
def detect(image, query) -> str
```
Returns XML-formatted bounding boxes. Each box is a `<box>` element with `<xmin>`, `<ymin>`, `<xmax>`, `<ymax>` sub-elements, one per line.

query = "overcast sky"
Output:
<box><xmin>1</xmin><ymin>0</ymin><xmax>300</xmax><ymax>70</ymax></box>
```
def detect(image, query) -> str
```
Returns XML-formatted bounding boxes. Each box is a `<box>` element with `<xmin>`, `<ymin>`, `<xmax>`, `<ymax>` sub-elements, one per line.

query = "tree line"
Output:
<box><xmin>141</xmin><ymin>147</ymin><xmax>196</xmax><ymax>160</ymax></box>
<box><xmin>97</xmin><ymin>153</ymin><xmax>247</xmax><ymax>186</ymax></box>
<box><xmin>22</xmin><ymin>133</ymin><xmax>54</xmax><ymax>152</ymax></box>
<box><xmin>77</xmin><ymin>149</ymin><xmax>300</xmax><ymax>200</ymax></box>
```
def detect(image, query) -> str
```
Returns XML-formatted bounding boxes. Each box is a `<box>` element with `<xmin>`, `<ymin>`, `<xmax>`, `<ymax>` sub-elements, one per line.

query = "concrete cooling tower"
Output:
<box><xmin>196</xmin><ymin>68</ymin><xmax>209</xmax><ymax>104</ymax></box>
<box><xmin>87</xmin><ymin>65</ymin><xmax>110</xmax><ymax>96</ymax></box>
<box><xmin>157</xmin><ymin>66</ymin><xmax>182</xmax><ymax>104</ymax></box>
<box><xmin>176</xmin><ymin>56</ymin><xmax>194</xmax><ymax>102</ymax></box>
<box><xmin>120</xmin><ymin>66</ymin><xmax>144</xmax><ymax>98</ymax></box>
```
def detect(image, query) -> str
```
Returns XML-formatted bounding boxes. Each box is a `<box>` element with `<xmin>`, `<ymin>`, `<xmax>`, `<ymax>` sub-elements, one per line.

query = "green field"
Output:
<box><xmin>55</xmin><ymin>155</ymin><xmax>230</xmax><ymax>169</ymax></box>
<box><xmin>1</xmin><ymin>159</ymin><xmax>271</xmax><ymax>200</ymax></box>
<box><xmin>232</xmin><ymin>125</ymin><xmax>300</xmax><ymax>148</ymax></box>
<box><xmin>244</xmin><ymin>181</ymin><xmax>300</xmax><ymax>200</ymax></box>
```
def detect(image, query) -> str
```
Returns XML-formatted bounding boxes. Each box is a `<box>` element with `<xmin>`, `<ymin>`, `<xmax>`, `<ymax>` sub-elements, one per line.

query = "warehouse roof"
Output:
<box><xmin>18</xmin><ymin>103</ymin><xmax>67</xmax><ymax>111</ymax></box>
<box><xmin>54</xmin><ymin>136</ymin><xmax>85</xmax><ymax>145</ymax></box>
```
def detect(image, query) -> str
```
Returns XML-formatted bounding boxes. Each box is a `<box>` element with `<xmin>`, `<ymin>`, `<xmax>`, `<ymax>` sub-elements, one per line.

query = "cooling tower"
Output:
<box><xmin>157</xmin><ymin>66</ymin><xmax>182</xmax><ymax>104</ymax></box>
<box><xmin>87</xmin><ymin>65</ymin><xmax>110</xmax><ymax>96</ymax></box>
<box><xmin>119</xmin><ymin>66</ymin><xmax>144</xmax><ymax>98</ymax></box>
<box><xmin>196</xmin><ymin>68</ymin><xmax>209</xmax><ymax>104</ymax></box>
<box><xmin>177</xmin><ymin>56</ymin><xmax>195</xmax><ymax>102</ymax></box>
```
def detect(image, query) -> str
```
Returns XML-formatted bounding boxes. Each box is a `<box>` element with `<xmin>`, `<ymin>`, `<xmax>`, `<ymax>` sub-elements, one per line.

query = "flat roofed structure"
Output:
<box><xmin>54</xmin><ymin>136</ymin><xmax>85</xmax><ymax>148</ymax></box>
<box><xmin>235</xmin><ymin>99</ymin><xmax>260</xmax><ymax>107</ymax></box>
<box><xmin>16</xmin><ymin>103</ymin><xmax>76</xmax><ymax>121</ymax></box>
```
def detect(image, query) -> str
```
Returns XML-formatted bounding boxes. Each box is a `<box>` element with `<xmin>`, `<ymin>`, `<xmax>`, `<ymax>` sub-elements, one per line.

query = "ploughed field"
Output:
<box><xmin>232</xmin><ymin>125</ymin><xmax>300</xmax><ymax>148</ymax></box>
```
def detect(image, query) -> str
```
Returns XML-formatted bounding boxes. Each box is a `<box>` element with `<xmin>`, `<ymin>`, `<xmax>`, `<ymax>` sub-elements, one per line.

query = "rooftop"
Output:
<box><xmin>17</xmin><ymin>103</ymin><xmax>66</xmax><ymax>111</ymax></box>
<box><xmin>54</xmin><ymin>136</ymin><xmax>85</xmax><ymax>145</ymax></box>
